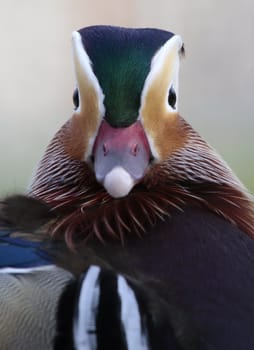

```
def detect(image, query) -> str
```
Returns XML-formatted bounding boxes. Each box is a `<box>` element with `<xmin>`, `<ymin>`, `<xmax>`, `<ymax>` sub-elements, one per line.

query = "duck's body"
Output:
<box><xmin>0</xmin><ymin>209</ymin><xmax>182</xmax><ymax>350</ymax></box>
<box><xmin>61</xmin><ymin>206</ymin><xmax>254</xmax><ymax>349</ymax></box>
<box><xmin>118</xmin><ymin>206</ymin><xmax>254</xmax><ymax>349</ymax></box>
<box><xmin>1</xmin><ymin>195</ymin><xmax>254</xmax><ymax>349</ymax></box>
<box><xmin>1</xmin><ymin>25</ymin><xmax>254</xmax><ymax>349</ymax></box>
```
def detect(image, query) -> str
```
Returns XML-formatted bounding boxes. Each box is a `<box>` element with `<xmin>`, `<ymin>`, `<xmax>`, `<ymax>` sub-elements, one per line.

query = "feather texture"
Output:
<box><xmin>29</xmin><ymin>117</ymin><xmax>254</xmax><ymax>246</ymax></box>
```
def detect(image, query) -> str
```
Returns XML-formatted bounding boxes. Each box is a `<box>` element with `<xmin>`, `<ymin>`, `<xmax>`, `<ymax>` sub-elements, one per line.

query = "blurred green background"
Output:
<box><xmin>0</xmin><ymin>0</ymin><xmax>253</xmax><ymax>196</ymax></box>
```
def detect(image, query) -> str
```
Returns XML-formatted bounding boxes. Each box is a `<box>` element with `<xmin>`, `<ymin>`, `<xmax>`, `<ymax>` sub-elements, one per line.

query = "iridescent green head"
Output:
<box><xmin>78</xmin><ymin>26</ymin><xmax>175</xmax><ymax>127</ymax></box>
<box><xmin>71</xmin><ymin>25</ymin><xmax>183</xmax><ymax>198</ymax></box>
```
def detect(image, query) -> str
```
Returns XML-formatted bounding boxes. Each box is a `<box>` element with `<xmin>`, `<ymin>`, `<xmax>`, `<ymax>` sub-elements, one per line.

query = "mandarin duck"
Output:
<box><xmin>1</xmin><ymin>25</ymin><xmax>254</xmax><ymax>349</ymax></box>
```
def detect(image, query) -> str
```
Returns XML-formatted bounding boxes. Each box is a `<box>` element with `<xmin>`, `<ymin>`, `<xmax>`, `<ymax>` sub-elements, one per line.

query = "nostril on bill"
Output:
<box><xmin>103</xmin><ymin>143</ymin><xmax>108</xmax><ymax>156</ymax></box>
<box><xmin>131</xmin><ymin>144</ymin><xmax>139</xmax><ymax>157</ymax></box>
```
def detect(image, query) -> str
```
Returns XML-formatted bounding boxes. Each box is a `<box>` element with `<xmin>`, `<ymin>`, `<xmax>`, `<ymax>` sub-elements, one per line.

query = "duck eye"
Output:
<box><xmin>168</xmin><ymin>86</ymin><xmax>176</xmax><ymax>109</ymax></box>
<box><xmin>73</xmin><ymin>88</ymin><xmax>79</xmax><ymax>109</ymax></box>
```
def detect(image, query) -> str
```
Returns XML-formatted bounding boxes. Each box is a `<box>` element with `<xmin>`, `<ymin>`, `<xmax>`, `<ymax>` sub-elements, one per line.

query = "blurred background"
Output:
<box><xmin>0</xmin><ymin>0</ymin><xmax>253</xmax><ymax>195</ymax></box>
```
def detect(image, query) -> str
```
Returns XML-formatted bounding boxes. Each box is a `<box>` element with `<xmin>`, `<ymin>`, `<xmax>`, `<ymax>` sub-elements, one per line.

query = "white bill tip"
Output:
<box><xmin>104</xmin><ymin>166</ymin><xmax>134</xmax><ymax>198</ymax></box>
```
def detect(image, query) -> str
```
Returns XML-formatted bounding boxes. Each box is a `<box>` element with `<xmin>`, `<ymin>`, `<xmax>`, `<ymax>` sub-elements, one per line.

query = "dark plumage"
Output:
<box><xmin>1</xmin><ymin>192</ymin><xmax>254</xmax><ymax>349</ymax></box>
<box><xmin>54</xmin><ymin>266</ymin><xmax>187</xmax><ymax>350</ymax></box>
<box><xmin>1</xmin><ymin>25</ymin><xmax>254</xmax><ymax>349</ymax></box>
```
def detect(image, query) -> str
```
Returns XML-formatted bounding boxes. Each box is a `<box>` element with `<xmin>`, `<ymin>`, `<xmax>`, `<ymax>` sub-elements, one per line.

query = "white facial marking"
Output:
<box><xmin>103</xmin><ymin>166</ymin><xmax>135</xmax><ymax>198</ymax></box>
<box><xmin>138</xmin><ymin>35</ymin><xmax>183</xmax><ymax>160</ymax></box>
<box><xmin>152</xmin><ymin>35</ymin><xmax>182</xmax><ymax>112</ymax></box>
<box><xmin>71</xmin><ymin>31</ymin><xmax>105</xmax><ymax>117</ymax></box>
<box><xmin>140</xmin><ymin>34</ymin><xmax>183</xmax><ymax>115</ymax></box>
<box><xmin>72</xmin><ymin>32</ymin><xmax>105</xmax><ymax>159</ymax></box>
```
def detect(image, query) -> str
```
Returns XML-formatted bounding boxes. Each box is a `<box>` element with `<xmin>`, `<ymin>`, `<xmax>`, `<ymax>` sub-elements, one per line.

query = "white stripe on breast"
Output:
<box><xmin>73</xmin><ymin>265</ymin><xmax>100</xmax><ymax>350</ymax></box>
<box><xmin>117</xmin><ymin>275</ymin><xmax>149</xmax><ymax>350</ymax></box>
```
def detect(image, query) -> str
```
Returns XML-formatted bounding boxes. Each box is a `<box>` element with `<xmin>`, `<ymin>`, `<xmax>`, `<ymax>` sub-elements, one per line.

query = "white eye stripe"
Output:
<box><xmin>71</xmin><ymin>31</ymin><xmax>106</xmax><ymax>159</ymax></box>
<box><xmin>140</xmin><ymin>35</ymin><xmax>182</xmax><ymax>115</ymax></box>
<box><xmin>151</xmin><ymin>35</ymin><xmax>182</xmax><ymax>69</ymax></box>
<box><xmin>136</xmin><ymin>35</ymin><xmax>183</xmax><ymax>161</ymax></box>
<box><xmin>71</xmin><ymin>31</ymin><xmax>105</xmax><ymax>116</ymax></box>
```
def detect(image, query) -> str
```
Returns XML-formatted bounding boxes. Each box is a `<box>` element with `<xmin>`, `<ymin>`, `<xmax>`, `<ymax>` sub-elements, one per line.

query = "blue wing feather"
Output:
<box><xmin>0</xmin><ymin>195</ymin><xmax>54</xmax><ymax>268</ymax></box>
<box><xmin>0</xmin><ymin>229</ymin><xmax>51</xmax><ymax>268</ymax></box>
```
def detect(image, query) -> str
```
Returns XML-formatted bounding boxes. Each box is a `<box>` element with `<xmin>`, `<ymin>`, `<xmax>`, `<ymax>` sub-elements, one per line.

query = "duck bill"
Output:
<box><xmin>92</xmin><ymin>120</ymin><xmax>151</xmax><ymax>198</ymax></box>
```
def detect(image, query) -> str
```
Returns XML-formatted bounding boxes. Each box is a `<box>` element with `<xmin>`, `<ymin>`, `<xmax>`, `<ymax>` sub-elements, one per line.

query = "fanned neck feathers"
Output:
<box><xmin>28</xmin><ymin>26</ymin><xmax>254</xmax><ymax>246</ymax></box>
<box><xmin>29</xmin><ymin>117</ymin><xmax>254</xmax><ymax>246</ymax></box>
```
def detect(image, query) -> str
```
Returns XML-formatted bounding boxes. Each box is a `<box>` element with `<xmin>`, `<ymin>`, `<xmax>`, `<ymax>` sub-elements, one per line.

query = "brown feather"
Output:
<box><xmin>29</xmin><ymin>116</ymin><xmax>254</xmax><ymax>247</ymax></box>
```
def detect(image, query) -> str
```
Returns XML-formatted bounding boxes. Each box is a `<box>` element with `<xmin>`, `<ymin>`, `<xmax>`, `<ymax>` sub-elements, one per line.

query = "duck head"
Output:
<box><xmin>29</xmin><ymin>26</ymin><xmax>254</xmax><ymax>245</ymax></box>
<box><xmin>70</xmin><ymin>27</ymin><xmax>183</xmax><ymax>198</ymax></box>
